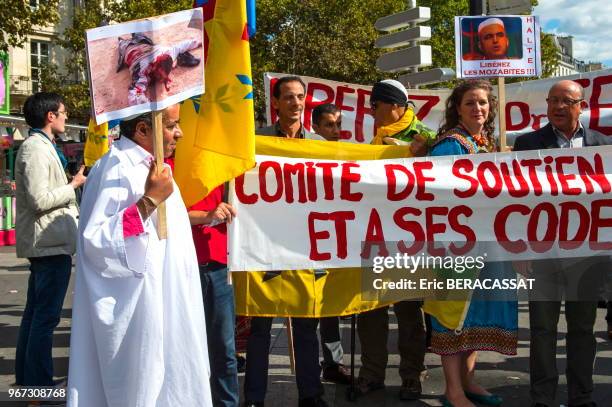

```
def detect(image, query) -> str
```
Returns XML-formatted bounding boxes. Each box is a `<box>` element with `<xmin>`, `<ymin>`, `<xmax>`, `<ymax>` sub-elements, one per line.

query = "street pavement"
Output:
<box><xmin>0</xmin><ymin>246</ymin><xmax>610</xmax><ymax>406</ymax></box>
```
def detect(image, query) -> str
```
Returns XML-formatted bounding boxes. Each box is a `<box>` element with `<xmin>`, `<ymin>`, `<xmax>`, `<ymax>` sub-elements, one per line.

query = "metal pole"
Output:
<box><xmin>469</xmin><ymin>0</ymin><xmax>483</xmax><ymax>15</ymax></box>
<box><xmin>407</xmin><ymin>0</ymin><xmax>418</xmax><ymax>89</ymax></box>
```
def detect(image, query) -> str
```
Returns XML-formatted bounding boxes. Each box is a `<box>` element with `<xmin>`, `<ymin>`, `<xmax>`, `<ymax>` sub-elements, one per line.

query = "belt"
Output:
<box><xmin>199</xmin><ymin>261</ymin><xmax>226</xmax><ymax>272</ymax></box>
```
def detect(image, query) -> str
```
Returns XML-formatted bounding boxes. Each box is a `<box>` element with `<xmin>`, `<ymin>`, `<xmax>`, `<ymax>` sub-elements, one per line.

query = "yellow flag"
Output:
<box><xmin>174</xmin><ymin>0</ymin><xmax>255</xmax><ymax>206</ymax></box>
<box><xmin>83</xmin><ymin>119</ymin><xmax>109</xmax><ymax>167</ymax></box>
<box><xmin>233</xmin><ymin>137</ymin><xmax>417</xmax><ymax>318</ymax></box>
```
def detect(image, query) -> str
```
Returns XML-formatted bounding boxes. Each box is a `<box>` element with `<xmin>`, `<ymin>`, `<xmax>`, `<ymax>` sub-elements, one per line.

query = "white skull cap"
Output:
<box><xmin>478</xmin><ymin>18</ymin><xmax>505</xmax><ymax>33</ymax></box>
<box><xmin>380</xmin><ymin>79</ymin><xmax>408</xmax><ymax>98</ymax></box>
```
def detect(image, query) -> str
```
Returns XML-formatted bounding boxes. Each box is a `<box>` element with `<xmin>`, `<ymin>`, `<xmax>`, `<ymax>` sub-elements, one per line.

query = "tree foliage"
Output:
<box><xmin>0</xmin><ymin>0</ymin><xmax>60</xmax><ymax>53</ymax></box>
<box><xmin>40</xmin><ymin>0</ymin><xmax>559</xmax><ymax>121</ymax></box>
<box><xmin>250</xmin><ymin>0</ymin><xmax>406</xmax><ymax>114</ymax></box>
<box><xmin>540</xmin><ymin>32</ymin><xmax>559</xmax><ymax>78</ymax></box>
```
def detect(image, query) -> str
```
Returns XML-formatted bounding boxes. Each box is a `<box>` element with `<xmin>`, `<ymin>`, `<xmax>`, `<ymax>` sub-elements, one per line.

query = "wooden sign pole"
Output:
<box><xmin>286</xmin><ymin>317</ymin><xmax>296</xmax><ymax>374</ymax></box>
<box><xmin>152</xmin><ymin>110</ymin><xmax>167</xmax><ymax>239</ymax></box>
<box><xmin>498</xmin><ymin>77</ymin><xmax>507</xmax><ymax>152</ymax></box>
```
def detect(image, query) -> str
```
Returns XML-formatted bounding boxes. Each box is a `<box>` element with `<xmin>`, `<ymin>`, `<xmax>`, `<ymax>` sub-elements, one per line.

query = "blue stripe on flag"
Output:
<box><xmin>246</xmin><ymin>0</ymin><xmax>256</xmax><ymax>37</ymax></box>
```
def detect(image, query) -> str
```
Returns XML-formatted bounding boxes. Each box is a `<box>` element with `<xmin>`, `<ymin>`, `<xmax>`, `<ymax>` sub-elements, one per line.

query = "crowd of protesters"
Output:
<box><xmin>11</xmin><ymin>75</ymin><xmax>612</xmax><ymax>407</ymax></box>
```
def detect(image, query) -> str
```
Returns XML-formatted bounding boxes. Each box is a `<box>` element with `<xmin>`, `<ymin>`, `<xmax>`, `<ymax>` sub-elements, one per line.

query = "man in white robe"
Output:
<box><xmin>67</xmin><ymin>104</ymin><xmax>212</xmax><ymax>407</ymax></box>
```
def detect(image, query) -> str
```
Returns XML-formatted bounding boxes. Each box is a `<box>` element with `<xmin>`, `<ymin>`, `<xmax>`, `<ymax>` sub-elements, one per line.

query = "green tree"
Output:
<box><xmin>0</xmin><ymin>0</ymin><xmax>60</xmax><ymax>53</ymax></box>
<box><xmin>41</xmin><ymin>0</ymin><xmax>191</xmax><ymax>121</ymax></box>
<box><xmin>540</xmin><ymin>32</ymin><xmax>559</xmax><ymax>78</ymax></box>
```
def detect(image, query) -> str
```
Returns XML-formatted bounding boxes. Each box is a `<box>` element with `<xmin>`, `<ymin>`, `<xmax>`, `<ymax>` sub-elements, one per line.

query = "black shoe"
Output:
<box><xmin>298</xmin><ymin>396</ymin><xmax>328</xmax><ymax>407</ymax></box>
<box><xmin>354</xmin><ymin>377</ymin><xmax>385</xmax><ymax>397</ymax></box>
<box><xmin>243</xmin><ymin>401</ymin><xmax>264</xmax><ymax>407</ymax></box>
<box><xmin>177</xmin><ymin>51</ymin><xmax>201</xmax><ymax>67</ymax></box>
<box><xmin>399</xmin><ymin>377</ymin><xmax>422</xmax><ymax>401</ymax></box>
<box><xmin>568</xmin><ymin>403</ymin><xmax>597</xmax><ymax>407</ymax></box>
<box><xmin>322</xmin><ymin>364</ymin><xmax>351</xmax><ymax>385</ymax></box>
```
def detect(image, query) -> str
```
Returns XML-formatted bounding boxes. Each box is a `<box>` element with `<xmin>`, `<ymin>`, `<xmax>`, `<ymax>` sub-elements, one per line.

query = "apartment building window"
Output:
<box><xmin>31</xmin><ymin>41</ymin><xmax>49</xmax><ymax>93</ymax></box>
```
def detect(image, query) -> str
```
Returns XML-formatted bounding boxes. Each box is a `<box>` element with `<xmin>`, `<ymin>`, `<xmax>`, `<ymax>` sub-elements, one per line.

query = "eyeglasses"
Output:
<box><xmin>54</xmin><ymin>110</ymin><xmax>69</xmax><ymax>119</ymax></box>
<box><xmin>545</xmin><ymin>97</ymin><xmax>583</xmax><ymax>107</ymax></box>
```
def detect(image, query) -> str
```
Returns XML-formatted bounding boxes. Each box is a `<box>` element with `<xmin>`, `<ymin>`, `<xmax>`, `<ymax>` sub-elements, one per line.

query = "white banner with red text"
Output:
<box><xmin>228</xmin><ymin>147</ymin><xmax>612</xmax><ymax>272</ymax></box>
<box><xmin>264</xmin><ymin>69</ymin><xmax>612</xmax><ymax>145</ymax></box>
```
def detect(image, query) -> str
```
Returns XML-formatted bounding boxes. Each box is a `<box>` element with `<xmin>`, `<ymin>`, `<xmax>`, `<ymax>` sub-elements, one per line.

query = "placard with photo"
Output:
<box><xmin>455</xmin><ymin>15</ymin><xmax>541</xmax><ymax>78</ymax></box>
<box><xmin>85</xmin><ymin>8</ymin><xmax>204</xmax><ymax>124</ymax></box>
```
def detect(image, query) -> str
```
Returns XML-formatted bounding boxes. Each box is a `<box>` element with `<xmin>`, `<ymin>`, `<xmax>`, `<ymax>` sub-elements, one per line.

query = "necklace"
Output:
<box><xmin>458</xmin><ymin>123</ymin><xmax>489</xmax><ymax>147</ymax></box>
<box><xmin>471</xmin><ymin>132</ymin><xmax>489</xmax><ymax>147</ymax></box>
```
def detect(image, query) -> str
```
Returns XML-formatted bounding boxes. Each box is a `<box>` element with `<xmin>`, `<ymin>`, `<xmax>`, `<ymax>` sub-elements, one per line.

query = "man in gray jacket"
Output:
<box><xmin>14</xmin><ymin>92</ymin><xmax>86</xmax><ymax>386</ymax></box>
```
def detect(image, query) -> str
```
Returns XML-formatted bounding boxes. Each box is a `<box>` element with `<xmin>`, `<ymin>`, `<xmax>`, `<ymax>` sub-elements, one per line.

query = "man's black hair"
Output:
<box><xmin>23</xmin><ymin>92</ymin><xmax>64</xmax><ymax>129</ymax></box>
<box><xmin>312</xmin><ymin>103</ymin><xmax>339</xmax><ymax>126</ymax></box>
<box><xmin>119</xmin><ymin>113</ymin><xmax>152</xmax><ymax>139</ymax></box>
<box><xmin>272</xmin><ymin>76</ymin><xmax>306</xmax><ymax>99</ymax></box>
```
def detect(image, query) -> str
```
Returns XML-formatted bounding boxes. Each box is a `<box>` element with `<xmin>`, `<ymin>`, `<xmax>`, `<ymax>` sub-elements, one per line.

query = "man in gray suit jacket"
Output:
<box><xmin>14</xmin><ymin>92</ymin><xmax>86</xmax><ymax>386</ymax></box>
<box><xmin>513</xmin><ymin>80</ymin><xmax>611</xmax><ymax>407</ymax></box>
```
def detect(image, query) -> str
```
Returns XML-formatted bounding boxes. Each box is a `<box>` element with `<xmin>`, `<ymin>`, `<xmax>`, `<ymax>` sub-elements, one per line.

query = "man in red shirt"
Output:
<box><xmin>188</xmin><ymin>184</ymin><xmax>239</xmax><ymax>407</ymax></box>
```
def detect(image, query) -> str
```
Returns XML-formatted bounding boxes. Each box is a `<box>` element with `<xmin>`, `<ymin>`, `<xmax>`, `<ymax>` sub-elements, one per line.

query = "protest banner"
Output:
<box><xmin>264</xmin><ymin>72</ymin><xmax>448</xmax><ymax>144</ymax></box>
<box><xmin>264</xmin><ymin>69</ymin><xmax>612</xmax><ymax>146</ymax></box>
<box><xmin>230</xmin><ymin>138</ymin><xmax>611</xmax><ymax>317</ymax></box>
<box><xmin>229</xmin><ymin>146</ymin><xmax>612</xmax><ymax>272</ymax></box>
<box><xmin>454</xmin><ymin>15</ymin><xmax>541</xmax><ymax>79</ymax></box>
<box><xmin>86</xmin><ymin>8</ymin><xmax>205</xmax><ymax>238</ymax></box>
<box><xmin>231</xmin><ymin>136</ymin><xmax>413</xmax><ymax>317</ymax></box>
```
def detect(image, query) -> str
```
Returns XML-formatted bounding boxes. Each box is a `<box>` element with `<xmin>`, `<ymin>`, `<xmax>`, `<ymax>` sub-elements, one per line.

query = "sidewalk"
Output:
<box><xmin>0</xmin><ymin>246</ymin><xmax>610</xmax><ymax>406</ymax></box>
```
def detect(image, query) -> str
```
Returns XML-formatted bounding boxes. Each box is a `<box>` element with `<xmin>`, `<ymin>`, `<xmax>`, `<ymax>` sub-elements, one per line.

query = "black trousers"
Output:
<box><xmin>529</xmin><ymin>301</ymin><xmax>597</xmax><ymax>406</ymax></box>
<box><xmin>244</xmin><ymin>317</ymin><xmax>323</xmax><ymax>402</ymax></box>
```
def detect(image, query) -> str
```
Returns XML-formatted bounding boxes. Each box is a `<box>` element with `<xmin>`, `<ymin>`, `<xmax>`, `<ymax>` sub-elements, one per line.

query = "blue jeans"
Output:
<box><xmin>200</xmin><ymin>263</ymin><xmax>239</xmax><ymax>407</ymax></box>
<box><xmin>15</xmin><ymin>255</ymin><xmax>71</xmax><ymax>386</ymax></box>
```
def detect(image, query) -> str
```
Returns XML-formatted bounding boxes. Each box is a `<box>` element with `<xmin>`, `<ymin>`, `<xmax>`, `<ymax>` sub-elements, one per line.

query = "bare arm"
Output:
<box><xmin>188</xmin><ymin>202</ymin><xmax>236</xmax><ymax>226</ymax></box>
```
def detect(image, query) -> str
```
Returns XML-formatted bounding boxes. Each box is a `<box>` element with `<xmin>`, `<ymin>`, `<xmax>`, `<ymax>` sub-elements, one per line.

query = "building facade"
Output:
<box><xmin>7</xmin><ymin>0</ymin><xmax>79</xmax><ymax>114</ymax></box>
<box><xmin>549</xmin><ymin>34</ymin><xmax>604</xmax><ymax>77</ymax></box>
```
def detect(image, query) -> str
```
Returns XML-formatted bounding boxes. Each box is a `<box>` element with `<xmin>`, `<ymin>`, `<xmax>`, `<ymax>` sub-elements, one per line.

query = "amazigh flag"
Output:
<box><xmin>83</xmin><ymin>119</ymin><xmax>109</xmax><ymax>167</ymax></box>
<box><xmin>174</xmin><ymin>0</ymin><xmax>256</xmax><ymax>206</ymax></box>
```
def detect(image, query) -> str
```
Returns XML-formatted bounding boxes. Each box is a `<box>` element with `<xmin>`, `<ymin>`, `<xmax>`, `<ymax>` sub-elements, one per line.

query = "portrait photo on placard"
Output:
<box><xmin>461</xmin><ymin>16</ymin><xmax>523</xmax><ymax>61</ymax></box>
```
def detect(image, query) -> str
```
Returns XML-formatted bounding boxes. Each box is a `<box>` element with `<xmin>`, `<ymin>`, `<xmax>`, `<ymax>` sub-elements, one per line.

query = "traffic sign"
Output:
<box><xmin>375</xmin><ymin>26</ymin><xmax>431</xmax><ymax>49</ymax></box>
<box><xmin>376</xmin><ymin>45</ymin><xmax>432</xmax><ymax>73</ymax></box>
<box><xmin>398</xmin><ymin>68</ymin><xmax>455</xmax><ymax>86</ymax></box>
<box><xmin>374</xmin><ymin>7</ymin><xmax>430</xmax><ymax>32</ymax></box>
